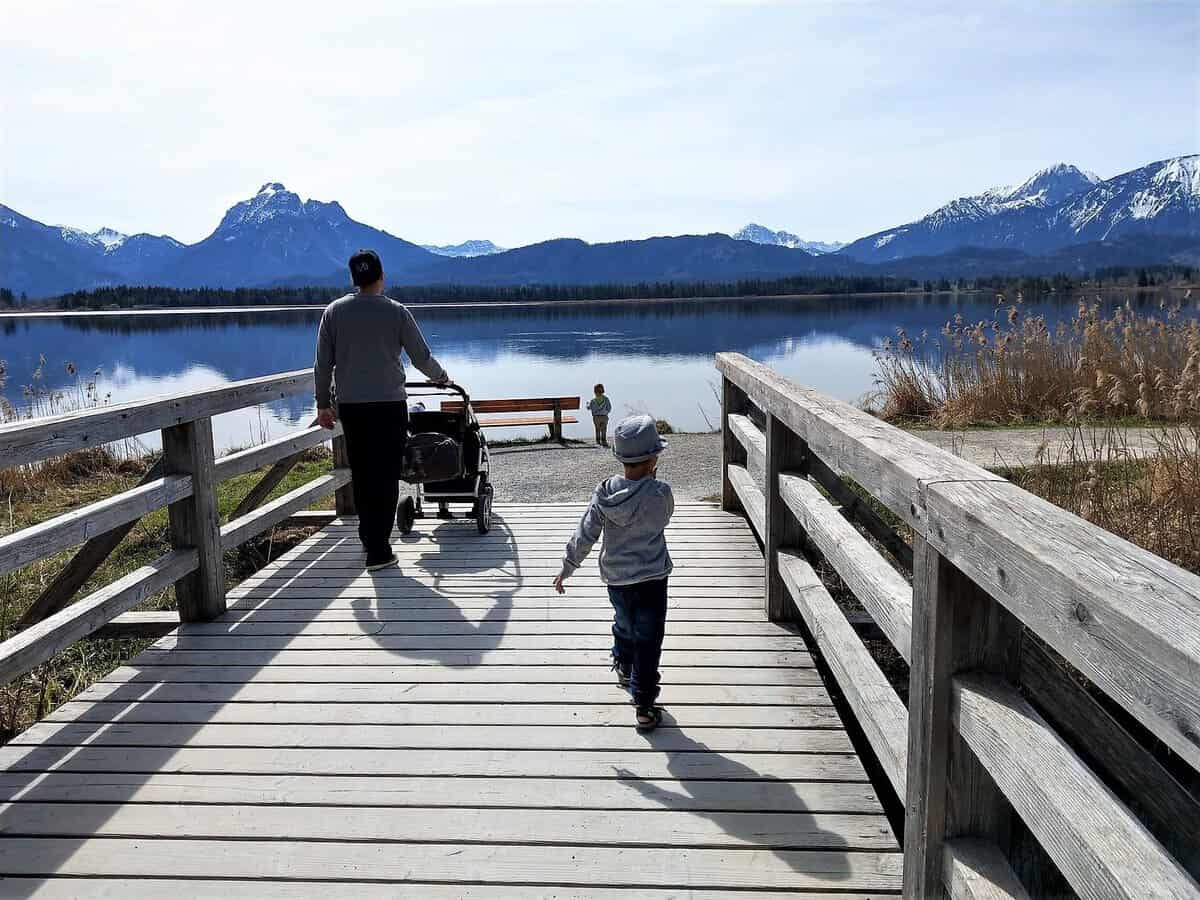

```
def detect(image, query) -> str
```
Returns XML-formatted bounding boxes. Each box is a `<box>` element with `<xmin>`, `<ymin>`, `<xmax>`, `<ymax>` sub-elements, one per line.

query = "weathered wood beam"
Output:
<box><xmin>19</xmin><ymin>456</ymin><xmax>167</xmax><ymax>627</ymax></box>
<box><xmin>952</xmin><ymin>672</ymin><xmax>1200</xmax><ymax>899</ymax></box>
<box><xmin>0</xmin><ymin>369</ymin><xmax>313</xmax><ymax>469</ymax></box>
<box><xmin>0</xmin><ymin>474</ymin><xmax>191</xmax><ymax>579</ymax></box>
<box><xmin>943</xmin><ymin>838</ymin><xmax>1032</xmax><ymax>900</ymax></box>
<box><xmin>779</xmin><ymin>472</ymin><xmax>913</xmax><ymax>660</ymax></box>
<box><xmin>162</xmin><ymin>418</ymin><xmax>224</xmax><ymax>622</ymax></box>
<box><xmin>720</xmin><ymin>378</ymin><xmax>749</xmax><ymax>513</ymax></box>
<box><xmin>0</xmin><ymin>549</ymin><xmax>196</xmax><ymax>685</ymax></box>
<box><xmin>220</xmin><ymin>471</ymin><xmax>351</xmax><ymax>551</ymax></box>
<box><xmin>764</xmin><ymin>413</ymin><xmax>806</xmax><ymax>622</ymax></box>
<box><xmin>213</xmin><ymin>423</ymin><xmax>339</xmax><ymax>483</ymax></box>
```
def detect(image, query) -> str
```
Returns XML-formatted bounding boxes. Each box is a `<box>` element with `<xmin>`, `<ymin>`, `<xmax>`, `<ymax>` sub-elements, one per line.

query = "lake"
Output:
<box><xmin>0</xmin><ymin>290</ymin><xmax>1189</xmax><ymax>451</ymax></box>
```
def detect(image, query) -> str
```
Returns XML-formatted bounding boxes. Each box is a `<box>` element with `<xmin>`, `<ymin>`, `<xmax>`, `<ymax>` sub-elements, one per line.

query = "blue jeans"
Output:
<box><xmin>608</xmin><ymin>578</ymin><xmax>668</xmax><ymax>708</ymax></box>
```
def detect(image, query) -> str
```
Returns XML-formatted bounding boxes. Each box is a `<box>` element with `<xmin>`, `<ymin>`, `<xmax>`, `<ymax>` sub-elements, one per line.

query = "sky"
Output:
<box><xmin>1</xmin><ymin>1</ymin><xmax>1197</xmax><ymax>248</ymax></box>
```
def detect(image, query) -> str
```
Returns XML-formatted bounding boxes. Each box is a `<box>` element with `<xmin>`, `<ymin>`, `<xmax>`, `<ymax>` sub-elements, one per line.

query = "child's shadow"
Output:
<box><xmin>614</xmin><ymin>727</ymin><xmax>857</xmax><ymax>878</ymax></box>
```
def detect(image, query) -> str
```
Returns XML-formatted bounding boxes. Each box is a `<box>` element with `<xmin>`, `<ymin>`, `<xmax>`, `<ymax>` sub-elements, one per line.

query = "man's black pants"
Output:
<box><xmin>337</xmin><ymin>401</ymin><xmax>409</xmax><ymax>561</ymax></box>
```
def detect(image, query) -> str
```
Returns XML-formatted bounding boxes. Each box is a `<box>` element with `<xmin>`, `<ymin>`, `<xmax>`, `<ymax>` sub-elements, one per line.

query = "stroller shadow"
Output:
<box><xmin>614</xmin><ymin>727</ymin><xmax>853</xmax><ymax>875</ymax></box>
<box><xmin>348</xmin><ymin>515</ymin><xmax>520</xmax><ymax>667</ymax></box>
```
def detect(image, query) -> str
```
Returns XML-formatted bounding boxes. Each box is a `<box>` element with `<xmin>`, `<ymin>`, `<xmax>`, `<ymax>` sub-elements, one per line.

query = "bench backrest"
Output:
<box><xmin>441</xmin><ymin>397</ymin><xmax>581</xmax><ymax>414</ymax></box>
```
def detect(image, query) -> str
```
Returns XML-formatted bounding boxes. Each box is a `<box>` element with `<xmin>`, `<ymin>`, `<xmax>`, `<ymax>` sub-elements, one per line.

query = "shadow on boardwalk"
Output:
<box><xmin>615</xmin><ymin>727</ymin><xmax>852</xmax><ymax>877</ymax></box>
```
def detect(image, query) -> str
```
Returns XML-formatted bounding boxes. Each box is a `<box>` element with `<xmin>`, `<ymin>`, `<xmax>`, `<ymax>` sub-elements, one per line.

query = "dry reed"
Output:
<box><xmin>870</xmin><ymin>294</ymin><xmax>1200</xmax><ymax>427</ymax></box>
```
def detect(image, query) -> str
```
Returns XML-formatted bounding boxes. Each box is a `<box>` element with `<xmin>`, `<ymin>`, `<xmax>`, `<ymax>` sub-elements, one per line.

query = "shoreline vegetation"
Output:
<box><xmin>0</xmin><ymin>264</ymin><xmax>1193</xmax><ymax>312</ymax></box>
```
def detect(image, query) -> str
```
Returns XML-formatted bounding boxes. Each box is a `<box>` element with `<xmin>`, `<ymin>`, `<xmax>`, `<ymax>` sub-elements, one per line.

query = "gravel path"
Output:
<box><xmin>468</xmin><ymin>425</ymin><xmax>1189</xmax><ymax>504</ymax></box>
<box><xmin>486</xmin><ymin>433</ymin><xmax>723</xmax><ymax>503</ymax></box>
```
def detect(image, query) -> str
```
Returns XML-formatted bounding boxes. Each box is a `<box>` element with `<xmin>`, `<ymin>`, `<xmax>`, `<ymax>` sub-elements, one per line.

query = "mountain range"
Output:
<box><xmin>1</xmin><ymin>155</ymin><xmax>1196</xmax><ymax>299</ymax></box>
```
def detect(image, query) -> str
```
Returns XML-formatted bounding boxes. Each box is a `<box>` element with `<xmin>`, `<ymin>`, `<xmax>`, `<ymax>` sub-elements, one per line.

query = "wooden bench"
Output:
<box><xmin>441</xmin><ymin>396</ymin><xmax>580</xmax><ymax>441</ymax></box>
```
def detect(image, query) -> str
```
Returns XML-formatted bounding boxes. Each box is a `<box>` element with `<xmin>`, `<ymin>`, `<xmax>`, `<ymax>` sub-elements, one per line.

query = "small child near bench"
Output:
<box><xmin>586</xmin><ymin>384</ymin><xmax>612</xmax><ymax>447</ymax></box>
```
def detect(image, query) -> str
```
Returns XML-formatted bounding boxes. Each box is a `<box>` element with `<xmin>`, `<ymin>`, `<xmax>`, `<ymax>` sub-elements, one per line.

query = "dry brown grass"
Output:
<box><xmin>1001</xmin><ymin>423</ymin><xmax>1200</xmax><ymax>573</ymax></box>
<box><xmin>870</xmin><ymin>295</ymin><xmax>1200</xmax><ymax>427</ymax></box>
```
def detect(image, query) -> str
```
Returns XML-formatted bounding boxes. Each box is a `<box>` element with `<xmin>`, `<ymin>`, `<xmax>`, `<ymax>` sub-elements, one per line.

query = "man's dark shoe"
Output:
<box><xmin>366</xmin><ymin>553</ymin><xmax>399</xmax><ymax>572</ymax></box>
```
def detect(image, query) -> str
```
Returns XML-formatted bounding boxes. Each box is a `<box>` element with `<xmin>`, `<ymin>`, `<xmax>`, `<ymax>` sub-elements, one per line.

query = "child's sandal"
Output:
<box><xmin>635</xmin><ymin>706</ymin><xmax>663</xmax><ymax>732</ymax></box>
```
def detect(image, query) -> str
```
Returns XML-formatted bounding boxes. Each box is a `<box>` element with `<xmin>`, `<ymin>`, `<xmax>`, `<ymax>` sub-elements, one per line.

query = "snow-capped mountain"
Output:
<box><xmin>732</xmin><ymin>224</ymin><xmax>844</xmax><ymax>254</ymax></box>
<box><xmin>1047</xmin><ymin>156</ymin><xmax>1200</xmax><ymax>244</ymax></box>
<box><xmin>840</xmin><ymin>159</ymin><xmax>1200</xmax><ymax>263</ymax></box>
<box><xmin>420</xmin><ymin>239</ymin><xmax>505</xmax><ymax>258</ymax></box>
<box><xmin>159</xmin><ymin>183</ymin><xmax>435</xmax><ymax>288</ymax></box>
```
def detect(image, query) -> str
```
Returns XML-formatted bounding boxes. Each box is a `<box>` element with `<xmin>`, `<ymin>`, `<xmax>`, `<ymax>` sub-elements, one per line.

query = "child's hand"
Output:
<box><xmin>553</xmin><ymin>573</ymin><xmax>566</xmax><ymax>594</ymax></box>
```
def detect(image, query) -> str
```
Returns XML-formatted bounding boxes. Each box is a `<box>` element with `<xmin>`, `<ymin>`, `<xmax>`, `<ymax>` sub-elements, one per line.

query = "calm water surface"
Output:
<box><xmin>0</xmin><ymin>292</ymin><xmax>1189</xmax><ymax>450</ymax></box>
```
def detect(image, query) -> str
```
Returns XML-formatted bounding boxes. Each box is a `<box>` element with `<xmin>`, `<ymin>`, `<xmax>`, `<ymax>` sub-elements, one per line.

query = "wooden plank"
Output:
<box><xmin>0</xmin><ymin>840</ymin><xmax>904</xmax><ymax>892</ymax></box>
<box><xmin>47</xmin><ymin>700</ymin><xmax>842</xmax><ymax>729</ymax></box>
<box><xmin>926</xmin><ymin>478</ymin><xmax>1200</xmax><ymax>774</ymax></box>
<box><xmin>0</xmin><ymin>549</ymin><xmax>196</xmax><ymax>685</ymax></box>
<box><xmin>779</xmin><ymin>472</ymin><xmax>913</xmax><ymax>659</ymax></box>
<box><xmin>0</xmin><ymin>881</ymin><xmax>898</xmax><ymax>900</ymax></box>
<box><xmin>154</xmin><ymin>634</ymin><xmax>812</xmax><ymax>652</ymax></box>
<box><xmin>92</xmin><ymin>610</ymin><xmax>179</xmax><ymax>639</ymax></box>
<box><xmin>220</xmin><ymin>470</ymin><xmax>351</xmax><ymax>549</ymax></box>
<box><xmin>128</xmin><ymin>648</ymin><xmax>816</xmax><ymax>668</ymax></box>
<box><xmin>728</xmin><ymin>412</ymin><xmax>766</xmax><ymax>466</ymax></box>
<box><xmin>780</xmin><ymin>550</ymin><xmax>909</xmax><ymax>798</ymax></box>
<box><xmin>70</xmin><ymin>680</ymin><xmax>832</xmax><ymax>707</ymax></box>
<box><xmin>19</xmin><ymin>456</ymin><xmax>169</xmax><ymax>626</ymax></box>
<box><xmin>953</xmin><ymin>673</ymin><xmax>1200</xmax><ymax>900</ymax></box>
<box><xmin>0</xmin><ymin>802</ymin><xmax>895</xmax><ymax>850</ymax></box>
<box><xmin>1020</xmin><ymin>639</ymin><xmax>1200</xmax><ymax>878</ymax></box>
<box><xmin>475</xmin><ymin>414</ymin><xmax>579</xmax><ymax>428</ymax></box>
<box><xmin>806</xmin><ymin>452</ymin><xmax>914</xmax><ymax>571</ymax></box>
<box><xmin>943</xmin><ymin>838</ymin><xmax>1032</xmax><ymax>900</ymax></box>
<box><xmin>0</xmin><ymin>368</ymin><xmax>313</xmax><ymax>469</ymax></box>
<box><xmin>443</xmin><ymin>397</ymin><xmax>582</xmax><ymax>413</ymax></box>
<box><xmin>220</xmin><ymin>604</ymin><xmax>770</xmax><ymax>620</ymax></box>
<box><xmin>212</xmin><ymin>423</ymin><xmax>338</xmax><ymax>482</ymax></box>
<box><xmin>15</xmin><ymin>722</ymin><xmax>852</xmax><ymax>755</ymax></box>
<box><xmin>727</xmin><ymin>464</ymin><xmax>765</xmax><ymax>538</ymax></box>
<box><xmin>227</xmin><ymin>455</ymin><xmax>302</xmax><ymax>521</ymax></box>
<box><xmin>716</xmin><ymin>352</ymin><xmax>1004</xmax><ymax>529</ymax></box>
<box><xmin>0</xmin><ymin>772</ymin><xmax>880</xmax><ymax>813</ymax></box>
<box><xmin>163</xmin><ymin>417</ymin><xmax>225</xmax><ymax>622</ymax></box>
<box><xmin>0</xmin><ymin>474</ymin><xmax>192</xmax><ymax>577</ymax></box>
<box><xmin>286</xmin><ymin>509</ymin><xmax>338</xmax><ymax>527</ymax></box>
<box><xmin>0</xmin><ymin>746</ymin><xmax>869</xmax><ymax>781</ymax></box>
<box><xmin>254</xmin><ymin>558</ymin><xmax>765</xmax><ymax>572</ymax></box>
<box><xmin>722</xmin><ymin>376</ymin><xmax>749</xmax><ymax>512</ymax></box>
<box><xmin>765</xmin><ymin>412</ymin><xmax>806</xmax><ymax>621</ymax></box>
<box><xmin>170</xmin><ymin>619</ymin><xmax>798</xmax><ymax>636</ymax></box>
<box><xmin>904</xmin><ymin>538</ymin><xmax>1021</xmax><ymax>900</ymax></box>
<box><xmin>227</xmin><ymin>591</ymin><xmax>766</xmax><ymax>605</ymax></box>
<box><xmin>106</xmin><ymin>664</ymin><xmax>820</xmax><ymax>685</ymax></box>
<box><xmin>330</xmin><ymin>426</ymin><xmax>356</xmax><ymax>516</ymax></box>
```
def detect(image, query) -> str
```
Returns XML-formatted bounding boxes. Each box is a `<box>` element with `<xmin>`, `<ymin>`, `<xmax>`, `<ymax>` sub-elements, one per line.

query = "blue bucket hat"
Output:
<box><xmin>612</xmin><ymin>414</ymin><xmax>668</xmax><ymax>464</ymax></box>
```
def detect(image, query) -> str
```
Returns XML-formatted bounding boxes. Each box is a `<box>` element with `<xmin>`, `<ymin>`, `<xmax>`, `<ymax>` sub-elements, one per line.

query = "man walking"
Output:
<box><xmin>315</xmin><ymin>249</ymin><xmax>450</xmax><ymax>571</ymax></box>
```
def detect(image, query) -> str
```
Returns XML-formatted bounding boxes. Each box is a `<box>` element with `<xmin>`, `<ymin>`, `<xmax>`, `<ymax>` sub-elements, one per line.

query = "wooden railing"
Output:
<box><xmin>717</xmin><ymin>352</ymin><xmax>1200</xmax><ymax>900</ymax></box>
<box><xmin>0</xmin><ymin>370</ymin><xmax>353</xmax><ymax>685</ymax></box>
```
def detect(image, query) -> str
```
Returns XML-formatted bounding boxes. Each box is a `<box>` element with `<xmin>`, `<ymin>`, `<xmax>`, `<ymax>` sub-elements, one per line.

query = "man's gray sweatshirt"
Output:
<box><xmin>314</xmin><ymin>293</ymin><xmax>448</xmax><ymax>408</ymax></box>
<box><xmin>561</xmin><ymin>475</ymin><xmax>674</xmax><ymax>586</ymax></box>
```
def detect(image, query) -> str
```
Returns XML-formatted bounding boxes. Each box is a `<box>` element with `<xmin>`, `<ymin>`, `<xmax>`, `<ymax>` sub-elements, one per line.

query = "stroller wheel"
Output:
<box><xmin>397</xmin><ymin>496</ymin><xmax>416</xmax><ymax>536</ymax></box>
<box><xmin>475</xmin><ymin>482</ymin><xmax>494</xmax><ymax>535</ymax></box>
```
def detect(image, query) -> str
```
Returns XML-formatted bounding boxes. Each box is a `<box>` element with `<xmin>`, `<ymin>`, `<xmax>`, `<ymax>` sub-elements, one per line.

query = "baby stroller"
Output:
<box><xmin>397</xmin><ymin>381</ymin><xmax>494</xmax><ymax>535</ymax></box>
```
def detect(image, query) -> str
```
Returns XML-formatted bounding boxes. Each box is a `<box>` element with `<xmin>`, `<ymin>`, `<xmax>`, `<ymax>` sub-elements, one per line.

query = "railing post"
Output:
<box><xmin>903</xmin><ymin>535</ymin><xmax>1021</xmax><ymax>899</ymax></box>
<box><xmin>764</xmin><ymin>412</ymin><xmax>807</xmax><ymax>621</ymax></box>
<box><xmin>331</xmin><ymin>430</ymin><xmax>356</xmax><ymax>516</ymax></box>
<box><xmin>162</xmin><ymin>416</ymin><xmax>225</xmax><ymax>622</ymax></box>
<box><xmin>721</xmin><ymin>376</ymin><xmax>748</xmax><ymax>512</ymax></box>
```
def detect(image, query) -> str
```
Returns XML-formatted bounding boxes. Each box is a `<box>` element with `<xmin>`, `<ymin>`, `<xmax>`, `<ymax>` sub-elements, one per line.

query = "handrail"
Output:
<box><xmin>0</xmin><ymin>371</ymin><xmax>352</xmax><ymax>692</ymax></box>
<box><xmin>716</xmin><ymin>351</ymin><xmax>1200</xmax><ymax>900</ymax></box>
<box><xmin>0</xmin><ymin>369</ymin><xmax>313</xmax><ymax>469</ymax></box>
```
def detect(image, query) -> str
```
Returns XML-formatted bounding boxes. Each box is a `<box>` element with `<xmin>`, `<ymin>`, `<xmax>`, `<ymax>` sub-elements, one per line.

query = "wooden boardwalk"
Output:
<box><xmin>0</xmin><ymin>503</ymin><xmax>900</xmax><ymax>897</ymax></box>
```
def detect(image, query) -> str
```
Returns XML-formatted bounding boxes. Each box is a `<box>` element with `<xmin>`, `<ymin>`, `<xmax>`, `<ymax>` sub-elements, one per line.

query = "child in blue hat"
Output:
<box><xmin>554</xmin><ymin>414</ymin><xmax>674</xmax><ymax>731</ymax></box>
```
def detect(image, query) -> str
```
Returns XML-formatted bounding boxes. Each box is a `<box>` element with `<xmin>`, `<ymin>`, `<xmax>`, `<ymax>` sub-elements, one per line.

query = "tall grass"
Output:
<box><xmin>870</xmin><ymin>294</ymin><xmax>1200</xmax><ymax>427</ymax></box>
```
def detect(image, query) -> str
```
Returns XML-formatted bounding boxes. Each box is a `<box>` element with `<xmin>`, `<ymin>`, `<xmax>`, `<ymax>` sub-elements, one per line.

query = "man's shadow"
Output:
<box><xmin>614</xmin><ymin>727</ymin><xmax>855</xmax><ymax>876</ymax></box>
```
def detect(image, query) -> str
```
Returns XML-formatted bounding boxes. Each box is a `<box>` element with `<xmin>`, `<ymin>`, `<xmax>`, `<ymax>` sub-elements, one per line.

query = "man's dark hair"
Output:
<box><xmin>594</xmin><ymin>383</ymin><xmax>605</xmax><ymax>394</ymax></box>
<box><xmin>349</xmin><ymin>249</ymin><xmax>383</xmax><ymax>287</ymax></box>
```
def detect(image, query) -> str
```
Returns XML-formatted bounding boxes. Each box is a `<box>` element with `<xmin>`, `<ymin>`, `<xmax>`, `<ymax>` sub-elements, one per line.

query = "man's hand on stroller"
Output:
<box><xmin>317</xmin><ymin>407</ymin><xmax>337</xmax><ymax>429</ymax></box>
<box><xmin>434</xmin><ymin>372</ymin><xmax>451</xmax><ymax>386</ymax></box>
<box><xmin>552</xmin><ymin>573</ymin><xmax>566</xmax><ymax>594</ymax></box>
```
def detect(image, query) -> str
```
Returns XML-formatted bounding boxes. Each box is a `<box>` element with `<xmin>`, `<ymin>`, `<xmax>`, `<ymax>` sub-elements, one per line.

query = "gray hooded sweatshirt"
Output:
<box><xmin>561</xmin><ymin>475</ymin><xmax>674</xmax><ymax>586</ymax></box>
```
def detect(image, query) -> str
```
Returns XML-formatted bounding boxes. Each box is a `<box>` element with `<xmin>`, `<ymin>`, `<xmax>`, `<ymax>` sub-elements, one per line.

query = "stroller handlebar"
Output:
<box><xmin>406</xmin><ymin>381</ymin><xmax>471</xmax><ymax>403</ymax></box>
